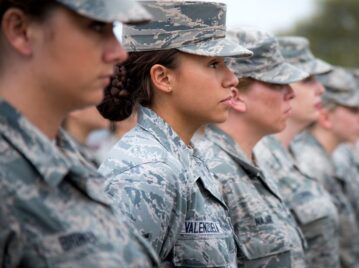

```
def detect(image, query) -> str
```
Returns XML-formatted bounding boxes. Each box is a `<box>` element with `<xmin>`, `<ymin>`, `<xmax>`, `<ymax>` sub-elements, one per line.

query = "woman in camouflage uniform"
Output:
<box><xmin>97</xmin><ymin>1</ymin><xmax>253</xmax><ymax>267</ymax></box>
<box><xmin>254</xmin><ymin>36</ymin><xmax>340</xmax><ymax>267</ymax></box>
<box><xmin>291</xmin><ymin>66</ymin><xmax>359</xmax><ymax>267</ymax></box>
<box><xmin>0</xmin><ymin>0</ymin><xmax>160</xmax><ymax>267</ymax></box>
<box><xmin>195</xmin><ymin>27</ymin><xmax>308</xmax><ymax>267</ymax></box>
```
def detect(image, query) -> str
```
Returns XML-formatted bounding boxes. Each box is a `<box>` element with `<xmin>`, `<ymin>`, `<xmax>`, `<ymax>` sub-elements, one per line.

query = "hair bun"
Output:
<box><xmin>97</xmin><ymin>65</ymin><xmax>134</xmax><ymax>121</ymax></box>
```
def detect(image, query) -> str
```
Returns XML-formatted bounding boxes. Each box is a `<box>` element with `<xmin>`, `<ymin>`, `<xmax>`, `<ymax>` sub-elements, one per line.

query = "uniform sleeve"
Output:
<box><xmin>104</xmin><ymin>161</ymin><xmax>187</xmax><ymax>262</ymax></box>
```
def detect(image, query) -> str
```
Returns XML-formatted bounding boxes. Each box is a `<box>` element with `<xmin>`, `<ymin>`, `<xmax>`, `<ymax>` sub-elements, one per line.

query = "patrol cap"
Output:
<box><xmin>227</xmin><ymin>28</ymin><xmax>308</xmax><ymax>84</ymax></box>
<box><xmin>56</xmin><ymin>0</ymin><xmax>152</xmax><ymax>24</ymax></box>
<box><xmin>278</xmin><ymin>36</ymin><xmax>332</xmax><ymax>75</ymax></box>
<box><xmin>122</xmin><ymin>1</ymin><xmax>253</xmax><ymax>58</ymax></box>
<box><xmin>318</xmin><ymin>66</ymin><xmax>359</xmax><ymax>108</ymax></box>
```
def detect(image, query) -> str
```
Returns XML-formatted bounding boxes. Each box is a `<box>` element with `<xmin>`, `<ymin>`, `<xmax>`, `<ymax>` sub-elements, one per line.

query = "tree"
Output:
<box><xmin>282</xmin><ymin>0</ymin><xmax>359</xmax><ymax>67</ymax></box>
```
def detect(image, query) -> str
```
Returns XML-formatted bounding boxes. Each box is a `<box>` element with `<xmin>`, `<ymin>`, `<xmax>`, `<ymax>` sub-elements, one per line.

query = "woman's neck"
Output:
<box><xmin>151</xmin><ymin>105</ymin><xmax>198</xmax><ymax>145</ymax></box>
<box><xmin>65</xmin><ymin>119</ymin><xmax>90</xmax><ymax>144</ymax></box>
<box><xmin>310</xmin><ymin>126</ymin><xmax>340</xmax><ymax>154</ymax></box>
<box><xmin>275</xmin><ymin>119</ymin><xmax>308</xmax><ymax>148</ymax></box>
<box><xmin>217</xmin><ymin>115</ymin><xmax>264</xmax><ymax>162</ymax></box>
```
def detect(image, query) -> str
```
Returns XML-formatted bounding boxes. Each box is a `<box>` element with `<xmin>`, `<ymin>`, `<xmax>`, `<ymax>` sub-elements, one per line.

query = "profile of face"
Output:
<box><xmin>2</xmin><ymin>5</ymin><xmax>128</xmax><ymax>111</ymax></box>
<box><xmin>290</xmin><ymin>76</ymin><xmax>325</xmax><ymax>125</ymax></box>
<box><xmin>238</xmin><ymin>81</ymin><xmax>295</xmax><ymax>135</ymax></box>
<box><xmin>159</xmin><ymin>52</ymin><xmax>238</xmax><ymax>126</ymax></box>
<box><xmin>325</xmin><ymin>106</ymin><xmax>359</xmax><ymax>144</ymax></box>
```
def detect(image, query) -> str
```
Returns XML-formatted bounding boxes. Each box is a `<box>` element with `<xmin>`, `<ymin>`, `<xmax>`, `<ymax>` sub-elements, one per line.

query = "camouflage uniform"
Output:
<box><xmin>99</xmin><ymin>107</ymin><xmax>238</xmax><ymax>267</ymax></box>
<box><xmin>98</xmin><ymin>2</ymin><xmax>253</xmax><ymax>267</ymax></box>
<box><xmin>333</xmin><ymin>144</ymin><xmax>359</xmax><ymax>224</ymax></box>
<box><xmin>291</xmin><ymin>131</ymin><xmax>359</xmax><ymax>268</ymax></box>
<box><xmin>254</xmin><ymin>136</ymin><xmax>339</xmax><ymax>267</ymax></box>
<box><xmin>0</xmin><ymin>100</ymin><xmax>159</xmax><ymax>267</ymax></box>
<box><xmin>195</xmin><ymin>126</ymin><xmax>306</xmax><ymax>268</ymax></box>
<box><xmin>252</xmin><ymin>36</ymin><xmax>340</xmax><ymax>267</ymax></box>
<box><xmin>194</xmin><ymin>28</ymin><xmax>306</xmax><ymax>267</ymax></box>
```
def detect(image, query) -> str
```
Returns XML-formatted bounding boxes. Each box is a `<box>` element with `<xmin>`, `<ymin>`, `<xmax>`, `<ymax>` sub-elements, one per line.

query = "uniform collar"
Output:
<box><xmin>205</xmin><ymin>125</ymin><xmax>262</xmax><ymax>177</ymax></box>
<box><xmin>137</xmin><ymin>106</ymin><xmax>196</xmax><ymax>166</ymax></box>
<box><xmin>0</xmin><ymin>100</ymin><xmax>100</xmax><ymax>189</ymax></box>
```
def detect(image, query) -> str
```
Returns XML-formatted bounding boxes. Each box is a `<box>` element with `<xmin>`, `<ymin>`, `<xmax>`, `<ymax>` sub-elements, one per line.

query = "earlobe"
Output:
<box><xmin>230</xmin><ymin>88</ymin><xmax>247</xmax><ymax>112</ymax></box>
<box><xmin>150</xmin><ymin>64</ymin><xmax>173</xmax><ymax>93</ymax></box>
<box><xmin>2</xmin><ymin>8</ymin><xmax>33</xmax><ymax>56</ymax></box>
<box><xmin>318</xmin><ymin>108</ymin><xmax>332</xmax><ymax>129</ymax></box>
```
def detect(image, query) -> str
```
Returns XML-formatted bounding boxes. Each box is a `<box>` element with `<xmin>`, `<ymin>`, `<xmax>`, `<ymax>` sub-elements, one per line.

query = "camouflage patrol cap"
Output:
<box><xmin>278</xmin><ymin>36</ymin><xmax>332</xmax><ymax>75</ymax></box>
<box><xmin>122</xmin><ymin>1</ymin><xmax>252</xmax><ymax>57</ymax></box>
<box><xmin>56</xmin><ymin>0</ymin><xmax>152</xmax><ymax>24</ymax></box>
<box><xmin>318</xmin><ymin>66</ymin><xmax>359</xmax><ymax>108</ymax></box>
<box><xmin>226</xmin><ymin>28</ymin><xmax>308</xmax><ymax>84</ymax></box>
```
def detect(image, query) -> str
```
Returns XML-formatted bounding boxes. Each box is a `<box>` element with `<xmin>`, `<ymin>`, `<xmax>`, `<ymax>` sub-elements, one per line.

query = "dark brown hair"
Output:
<box><xmin>0</xmin><ymin>0</ymin><xmax>58</xmax><ymax>22</ymax></box>
<box><xmin>97</xmin><ymin>49</ymin><xmax>179</xmax><ymax>121</ymax></box>
<box><xmin>236</xmin><ymin>77</ymin><xmax>255</xmax><ymax>92</ymax></box>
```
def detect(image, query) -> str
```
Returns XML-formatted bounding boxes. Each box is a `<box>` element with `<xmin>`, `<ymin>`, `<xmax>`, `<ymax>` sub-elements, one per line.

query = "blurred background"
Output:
<box><xmin>209</xmin><ymin>0</ymin><xmax>359</xmax><ymax>67</ymax></box>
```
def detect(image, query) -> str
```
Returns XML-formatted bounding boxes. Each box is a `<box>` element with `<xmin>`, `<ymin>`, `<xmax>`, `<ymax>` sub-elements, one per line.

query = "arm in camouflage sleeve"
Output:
<box><xmin>105</xmin><ymin>161</ymin><xmax>187</xmax><ymax>262</ymax></box>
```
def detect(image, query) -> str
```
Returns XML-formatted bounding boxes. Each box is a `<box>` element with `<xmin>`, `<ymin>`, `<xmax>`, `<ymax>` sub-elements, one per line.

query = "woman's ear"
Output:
<box><xmin>1</xmin><ymin>8</ymin><xmax>33</xmax><ymax>56</ymax></box>
<box><xmin>318</xmin><ymin>107</ymin><xmax>332</xmax><ymax>129</ymax></box>
<box><xmin>230</xmin><ymin>88</ymin><xmax>247</xmax><ymax>112</ymax></box>
<box><xmin>150</xmin><ymin>64</ymin><xmax>173</xmax><ymax>94</ymax></box>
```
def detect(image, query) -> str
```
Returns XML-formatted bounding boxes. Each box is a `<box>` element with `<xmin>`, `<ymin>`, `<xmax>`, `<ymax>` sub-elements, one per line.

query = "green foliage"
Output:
<box><xmin>282</xmin><ymin>0</ymin><xmax>359</xmax><ymax>67</ymax></box>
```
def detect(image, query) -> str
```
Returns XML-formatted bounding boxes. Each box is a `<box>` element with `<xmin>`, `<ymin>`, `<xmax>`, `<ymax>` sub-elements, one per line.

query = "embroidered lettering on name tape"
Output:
<box><xmin>59</xmin><ymin>232</ymin><xmax>97</xmax><ymax>251</ymax></box>
<box><xmin>181</xmin><ymin>221</ymin><xmax>222</xmax><ymax>235</ymax></box>
<box><xmin>255</xmin><ymin>215</ymin><xmax>273</xmax><ymax>226</ymax></box>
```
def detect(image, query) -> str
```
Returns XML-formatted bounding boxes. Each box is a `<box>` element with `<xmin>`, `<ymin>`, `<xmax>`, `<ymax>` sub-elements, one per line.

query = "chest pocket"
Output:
<box><xmin>226</xmin><ymin>175</ymin><xmax>293</xmax><ymax>267</ymax></box>
<box><xmin>236</xmin><ymin>217</ymin><xmax>292</xmax><ymax>268</ymax></box>
<box><xmin>172</xmin><ymin>177</ymin><xmax>237</xmax><ymax>267</ymax></box>
<box><xmin>292</xmin><ymin>197</ymin><xmax>332</xmax><ymax>225</ymax></box>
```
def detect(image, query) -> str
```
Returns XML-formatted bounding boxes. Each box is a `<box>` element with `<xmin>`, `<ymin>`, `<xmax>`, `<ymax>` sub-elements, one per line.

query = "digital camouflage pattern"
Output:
<box><xmin>99</xmin><ymin>107</ymin><xmax>238</xmax><ymax>267</ymax></box>
<box><xmin>194</xmin><ymin>125</ymin><xmax>306</xmax><ymax>268</ymax></box>
<box><xmin>0</xmin><ymin>100</ymin><xmax>159</xmax><ymax>268</ymax></box>
<box><xmin>333</xmin><ymin>144</ymin><xmax>359</xmax><ymax>225</ymax></box>
<box><xmin>317</xmin><ymin>66</ymin><xmax>359</xmax><ymax>108</ymax></box>
<box><xmin>277</xmin><ymin>36</ymin><xmax>332</xmax><ymax>75</ymax></box>
<box><xmin>122</xmin><ymin>1</ymin><xmax>252</xmax><ymax>57</ymax></box>
<box><xmin>254</xmin><ymin>136</ymin><xmax>339</xmax><ymax>267</ymax></box>
<box><xmin>57</xmin><ymin>0</ymin><xmax>152</xmax><ymax>24</ymax></box>
<box><xmin>226</xmin><ymin>28</ymin><xmax>308</xmax><ymax>84</ymax></box>
<box><xmin>291</xmin><ymin>131</ymin><xmax>359</xmax><ymax>268</ymax></box>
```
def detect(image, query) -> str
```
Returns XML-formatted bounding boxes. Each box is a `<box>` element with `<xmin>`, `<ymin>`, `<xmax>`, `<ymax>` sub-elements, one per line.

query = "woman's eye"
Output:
<box><xmin>89</xmin><ymin>21</ymin><xmax>106</xmax><ymax>33</ymax></box>
<box><xmin>209</xmin><ymin>61</ymin><xmax>219</xmax><ymax>69</ymax></box>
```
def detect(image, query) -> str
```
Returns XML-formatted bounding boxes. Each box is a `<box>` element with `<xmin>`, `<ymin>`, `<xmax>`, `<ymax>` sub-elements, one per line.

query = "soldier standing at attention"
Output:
<box><xmin>194</xmin><ymin>28</ymin><xmax>308</xmax><ymax>267</ymax></box>
<box><xmin>254</xmin><ymin>36</ymin><xmax>340</xmax><ymax>267</ymax></box>
<box><xmin>97</xmin><ymin>1</ymin><xmax>252</xmax><ymax>267</ymax></box>
<box><xmin>291</xmin><ymin>66</ymin><xmax>359</xmax><ymax>268</ymax></box>
<box><xmin>0</xmin><ymin>0</ymin><xmax>160</xmax><ymax>267</ymax></box>
<box><xmin>333</xmin><ymin>69</ymin><xmax>359</xmax><ymax>225</ymax></box>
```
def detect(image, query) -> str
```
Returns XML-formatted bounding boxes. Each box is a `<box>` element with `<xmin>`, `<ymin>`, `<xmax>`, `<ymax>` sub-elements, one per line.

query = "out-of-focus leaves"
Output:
<box><xmin>281</xmin><ymin>0</ymin><xmax>359</xmax><ymax>67</ymax></box>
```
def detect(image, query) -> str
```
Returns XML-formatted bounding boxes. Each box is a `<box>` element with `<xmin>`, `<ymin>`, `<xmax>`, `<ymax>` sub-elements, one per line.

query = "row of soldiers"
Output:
<box><xmin>1</xmin><ymin>0</ymin><xmax>359</xmax><ymax>267</ymax></box>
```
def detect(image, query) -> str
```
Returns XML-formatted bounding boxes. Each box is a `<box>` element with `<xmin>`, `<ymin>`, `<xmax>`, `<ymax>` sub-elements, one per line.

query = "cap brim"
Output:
<box><xmin>58</xmin><ymin>0</ymin><xmax>152</xmax><ymax>24</ymax></box>
<box><xmin>177</xmin><ymin>36</ymin><xmax>253</xmax><ymax>58</ymax></box>
<box><xmin>296</xmin><ymin>59</ymin><xmax>332</xmax><ymax>76</ymax></box>
<box><xmin>323</xmin><ymin>92</ymin><xmax>359</xmax><ymax>108</ymax></box>
<box><xmin>249</xmin><ymin>62</ymin><xmax>309</xmax><ymax>84</ymax></box>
